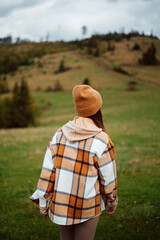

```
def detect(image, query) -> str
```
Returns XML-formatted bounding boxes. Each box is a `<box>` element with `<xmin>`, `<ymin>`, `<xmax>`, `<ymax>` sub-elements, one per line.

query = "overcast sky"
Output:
<box><xmin>0</xmin><ymin>0</ymin><xmax>159</xmax><ymax>42</ymax></box>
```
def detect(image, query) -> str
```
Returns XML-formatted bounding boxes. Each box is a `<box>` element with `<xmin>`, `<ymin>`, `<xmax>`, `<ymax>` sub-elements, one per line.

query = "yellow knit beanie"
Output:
<box><xmin>72</xmin><ymin>85</ymin><xmax>103</xmax><ymax>117</ymax></box>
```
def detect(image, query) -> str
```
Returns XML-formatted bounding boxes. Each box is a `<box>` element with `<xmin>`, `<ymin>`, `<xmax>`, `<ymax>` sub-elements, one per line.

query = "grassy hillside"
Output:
<box><xmin>1</xmin><ymin>36</ymin><xmax>160</xmax><ymax>92</ymax></box>
<box><xmin>5</xmin><ymin>50</ymin><xmax>125</xmax><ymax>91</ymax></box>
<box><xmin>79</xmin><ymin>37</ymin><xmax>160</xmax><ymax>87</ymax></box>
<box><xmin>0</xmin><ymin>37</ymin><xmax>160</xmax><ymax>239</ymax></box>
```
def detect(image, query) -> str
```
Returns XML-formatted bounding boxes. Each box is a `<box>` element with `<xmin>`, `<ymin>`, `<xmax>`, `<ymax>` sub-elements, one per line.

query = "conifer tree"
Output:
<box><xmin>19</xmin><ymin>79</ymin><xmax>35</xmax><ymax>127</ymax></box>
<box><xmin>11</xmin><ymin>82</ymin><xmax>21</xmax><ymax>127</ymax></box>
<box><xmin>58</xmin><ymin>60</ymin><xmax>65</xmax><ymax>72</ymax></box>
<box><xmin>83</xmin><ymin>78</ymin><xmax>90</xmax><ymax>85</ymax></box>
<box><xmin>0</xmin><ymin>100</ymin><xmax>5</xmax><ymax>128</ymax></box>
<box><xmin>12</xmin><ymin>80</ymin><xmax>35</xmax><ymax>128</ymax></box>
<box><xmin>0</xmin><ymin>79</ymin><xmax>36</xmax><ymax>129</ymax></box>
<box><xmin>0</xmin><ymin>76</ymin><xmax>9</xmax><ymax>94</ymax></box>
<box><xmin>139</xmin><ymin>43</ymin><xmax>159</xmax><ymax>65</ymax></box>
<box><xmin>3</xmin><ymin>98</ymin><xmax>12</xmax><ymax>128</ymax></box>
<box><xmin>0</xmin><ymin>98</ymin><xmax>12</xmax><ymax>128</ymax></box>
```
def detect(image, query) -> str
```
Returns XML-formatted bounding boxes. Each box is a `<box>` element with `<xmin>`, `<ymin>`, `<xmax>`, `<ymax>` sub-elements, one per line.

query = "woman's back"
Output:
<box><xmin>36</xmin><ymin>116</ymin><xmax>117</xmax><ymax>225</ymax></box>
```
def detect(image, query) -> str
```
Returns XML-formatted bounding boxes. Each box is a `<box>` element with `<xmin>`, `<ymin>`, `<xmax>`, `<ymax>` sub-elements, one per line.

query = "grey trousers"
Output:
<box><xmin>59</xmin><ymin>215</ymin><xmax>100</xmax><ymax>240</ymax></box>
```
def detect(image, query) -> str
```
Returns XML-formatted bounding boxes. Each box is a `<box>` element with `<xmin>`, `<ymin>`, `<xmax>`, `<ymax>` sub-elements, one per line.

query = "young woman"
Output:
<box><xmin>30</xmin><ymin>85</ymin><xmax>118</xmax><ymax>240</ymax></box>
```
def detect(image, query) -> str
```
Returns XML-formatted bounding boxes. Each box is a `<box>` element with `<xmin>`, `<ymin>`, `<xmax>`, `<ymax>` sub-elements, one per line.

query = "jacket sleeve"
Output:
<box><xmin>96</xmin><ymin>137</ymin><xmax>118</xmax><ymax>209</ymax></box>
<box><xmin>29</xmin><ymin>139</ymin><xmax>56</xmax><ymax>208</ymax></box>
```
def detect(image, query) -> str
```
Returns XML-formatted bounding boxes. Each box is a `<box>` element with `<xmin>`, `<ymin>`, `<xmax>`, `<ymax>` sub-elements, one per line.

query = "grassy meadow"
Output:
<box><xmin>0</xmin><ymin>38</ymin><xmax>160</xmax><ymax>240</ymax></box>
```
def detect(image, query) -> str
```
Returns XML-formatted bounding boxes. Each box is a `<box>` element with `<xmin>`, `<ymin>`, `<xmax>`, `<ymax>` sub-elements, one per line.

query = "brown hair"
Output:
<box><xmin>88</xmin><ymin>109</ymin><xmax>106</xmax><ymax>132</ymax></box>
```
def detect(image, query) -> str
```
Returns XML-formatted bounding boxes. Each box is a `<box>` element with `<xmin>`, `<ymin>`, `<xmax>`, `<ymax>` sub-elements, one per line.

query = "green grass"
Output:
<box><xmin>0</xmin><ymin>81</ymin><xmax>160</xmax><ymax>239</ymax></box>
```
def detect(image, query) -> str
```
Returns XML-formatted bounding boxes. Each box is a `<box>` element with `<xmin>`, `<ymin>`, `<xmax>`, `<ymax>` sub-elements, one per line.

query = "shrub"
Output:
<box><xmin>36</xmin><ymin>86</ymin><xmax>41</xmax><ymax>91</ymax></box>
<box><xmin>87</xmin><ymin>47</ymin><xmax>93</xmax><ymax>55</ymax></box>
<box><xmin>112</xmin><ymin>65</ymin><xmax>129</xmax><ymax>75</ymax></box>
<box><xmin>45</xmin><ymin>86</ymin><xmax>53</xmax><ymax>92</ymax></box>
<box><xmin>0</xmin><ymin>77</ymin><xmax>10</xmax><ymax>94</ymax></box>
<box><xmin>19</xmin><ymin>54</ymin><xmax>30</xmax><ymax>66</ymax></box>
<box><xmin>10</xmin><ymin>72</ymin><xmax>16</xmax><ymax>77</ymax></box>
<box><xmin>139</xmin><ymin>43</ymin><xmax>159</xmax><ymax>65</ymax></box>
<box><xmin>0</xmin><ymin>55</ymin><xmax>18</xmax><ymax>74</ymax></box>
<box><xmin>29</xmin><ymin>60</ymin><xmax>35</xmax><ymax>65</ymax></box>
<box><xmin>132</xmin><ymin>43</ymin><xmax>141</xmax><ymax>50</ymax></box>
<box><xmin>99</xmin><ymin>42</ymin><xmax>107</xmax><ymax>54</ymax></box>
<box><xmin>83</xmin><ymin>78</ymin><xmax>90</xmax><ymax>86</ymax></box>
<box><xmin>127</xmin><ymin>81</ymin><xmax>137</xmax><ymax>91</ymax></box>
<box><xmin>37</xmin><ymin>61</ymin><xmax>43</xmax><ymax>68</ymax></box>
<box><xmin>94</xmin><ymin>48</ymin><xmax>100</xmax><ymax>57</ymax></box>
<box><xmin>87</xmin><ymin>39</ymin><xmax>107</xmax><ymax>57</ymax></box>
<box><xmin>107</xmin><ymin>42</ymin><xmax>115</xmax><ymax>51</ymax></box>
<box><xmin>53</xmin><ymin>80</ymin><xmax>63</xmax><ymax>91</ymax></box>
<box><xmin>55</xmin><ymin>60</ymin><xmax>71</xmax><ymax>74</ymax></box>
<box><xmin>88</xmin><ymin>35</ymin><xmax>99</xmax><ymax>48</ymax></box>
<box><xmin>58</xmin><ymin>60</ymin><xmax>65</xmax><ymax>72</ymax></box>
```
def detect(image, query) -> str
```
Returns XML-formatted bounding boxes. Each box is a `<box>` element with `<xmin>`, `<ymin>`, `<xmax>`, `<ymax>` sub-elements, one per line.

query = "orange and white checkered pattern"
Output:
<box><xmin>30</xmin><ymin>129</ymin><xmax>118</xmax><ymax>225</ymax></box>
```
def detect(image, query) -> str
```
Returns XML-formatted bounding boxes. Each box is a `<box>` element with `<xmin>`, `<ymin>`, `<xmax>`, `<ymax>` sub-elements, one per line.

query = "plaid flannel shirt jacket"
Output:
<box><xmin>30</xmin><ymin>128</ymin><xmax>118</xmax><ymax>225</ymax></box>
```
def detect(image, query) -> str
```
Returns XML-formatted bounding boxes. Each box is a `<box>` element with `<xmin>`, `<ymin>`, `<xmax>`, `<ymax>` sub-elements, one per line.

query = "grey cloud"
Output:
<box><xmin>0</xmin><ymin>0</ymin><xmax>159</xmax><ymax>41</ymax></box>
<box><xmin>0</xmin><ymin>0</ymin><xmax>46</xmax><ymax>17</ymax></box>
